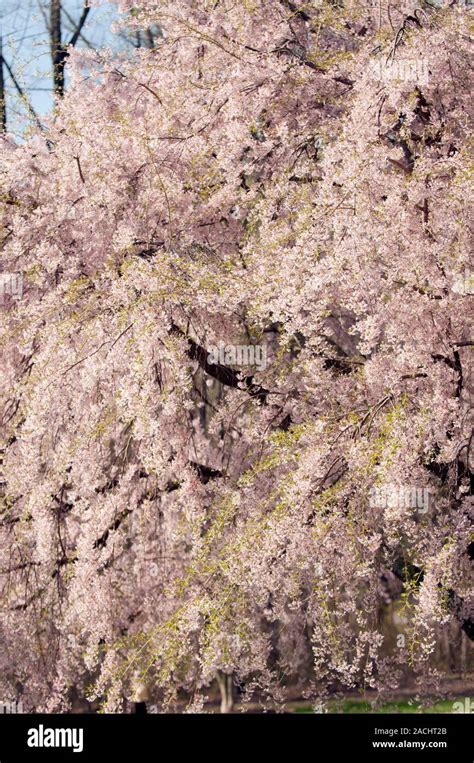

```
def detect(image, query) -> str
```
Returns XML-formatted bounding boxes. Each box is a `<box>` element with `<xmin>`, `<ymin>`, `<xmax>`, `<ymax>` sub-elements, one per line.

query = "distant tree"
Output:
<box><xmin>49</xmin><ymin>0</ymin><xmax>90</xmax><ymax>97</ymax></box>
<box><xmin>0</xmin><ymin>1</ymin><xmax>109</xmax><ymax>131</ymax></box>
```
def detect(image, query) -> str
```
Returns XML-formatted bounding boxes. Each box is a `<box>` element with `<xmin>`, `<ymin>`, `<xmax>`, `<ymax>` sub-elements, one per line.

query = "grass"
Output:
<box><xmin>292</xmin><ymin>697</ymin><xmax>472</xmax><ymax>714</ymax></box>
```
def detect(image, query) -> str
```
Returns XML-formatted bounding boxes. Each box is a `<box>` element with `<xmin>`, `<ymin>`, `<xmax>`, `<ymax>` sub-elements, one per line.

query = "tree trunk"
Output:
<box><xmin>50</xmin><ymin>0</ymin><xmax>66</xmax><ymax>97</ymax></box>
<box><xmin>217</xmin><ymin>672</ymin><xmax>234</xmax><ymax>714</ymax></box>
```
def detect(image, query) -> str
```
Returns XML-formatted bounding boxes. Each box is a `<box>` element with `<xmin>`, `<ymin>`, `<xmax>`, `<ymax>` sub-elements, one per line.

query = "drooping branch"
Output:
<box><xmin>170</xmin><ymin>323</ymin><xmax>269</xmax><ymax>404</ymax></box>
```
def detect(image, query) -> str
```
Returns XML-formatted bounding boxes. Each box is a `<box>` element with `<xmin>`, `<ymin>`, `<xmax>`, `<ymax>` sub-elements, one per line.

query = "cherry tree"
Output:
<box><xmin>0</xmin><ymin>0</ymin><xmax>472</xmax><ymax>712</ymax></box>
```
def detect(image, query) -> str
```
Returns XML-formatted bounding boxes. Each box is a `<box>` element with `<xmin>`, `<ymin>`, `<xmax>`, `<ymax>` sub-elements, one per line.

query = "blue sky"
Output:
<box><xmin>1</xmin><ymin>1</ymin><xmax>123</xmax><ymax>136</ymax></box>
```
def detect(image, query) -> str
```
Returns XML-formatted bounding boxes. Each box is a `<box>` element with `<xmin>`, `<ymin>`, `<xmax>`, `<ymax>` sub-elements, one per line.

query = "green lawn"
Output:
<box><xmin>292</xmin><ymin>697</ymin><xmax>472</xmax><ymax>714</ymax></box>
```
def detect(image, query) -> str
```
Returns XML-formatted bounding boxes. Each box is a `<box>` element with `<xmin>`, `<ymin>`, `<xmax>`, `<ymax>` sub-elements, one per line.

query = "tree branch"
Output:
<box><xmin>170</xmin><ymin>323</ymin><xmax>269</xmax><ymax>404</ymax></box>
